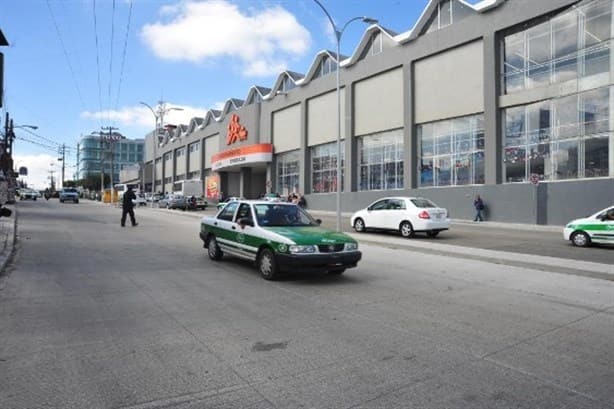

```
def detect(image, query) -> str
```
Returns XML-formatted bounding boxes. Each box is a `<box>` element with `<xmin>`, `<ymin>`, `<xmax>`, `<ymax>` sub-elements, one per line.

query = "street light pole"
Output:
<box><xmin>312</xmin><ymin>0</ymin><xmax>377</xmax><ymax>232</ymax></box>
<box><xmin>140</xmin><ymin>101</ymin><xmax>183</xmax><ymax>206</ymax></box>
<box><xmin>140</xmin><ymin>102</ymin><xmax>158</xmax><ymax>205</ymax></box>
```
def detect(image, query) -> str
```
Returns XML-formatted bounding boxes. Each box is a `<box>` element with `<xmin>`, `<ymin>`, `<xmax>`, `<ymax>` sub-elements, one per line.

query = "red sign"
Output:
<box><xmin>226</xmin><ymin>114</ymin><xmax>248</xmax><ymax>145</ymax></box>
<box><xmin>205</xmin><ymin>175</ymin><xmax>220</xmax><ymax>199</ymax></box>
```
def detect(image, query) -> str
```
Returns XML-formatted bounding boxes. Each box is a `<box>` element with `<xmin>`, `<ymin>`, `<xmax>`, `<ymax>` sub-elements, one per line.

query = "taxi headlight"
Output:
<box><xmin>289</xmin><ymin>245</ymin><xmax>317</xmax><ymax>254</ymax></box>
<box><xmin>344</xmin><ymin>242</ymin><xmax>358</xmax><ymax>251</ymax></box>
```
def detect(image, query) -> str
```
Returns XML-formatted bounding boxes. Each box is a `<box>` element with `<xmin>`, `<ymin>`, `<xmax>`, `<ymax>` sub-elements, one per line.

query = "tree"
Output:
<box><xmin>75</xmin><ymin>174</ymin><xmax>109</xmax><ymax>191</ymax></box>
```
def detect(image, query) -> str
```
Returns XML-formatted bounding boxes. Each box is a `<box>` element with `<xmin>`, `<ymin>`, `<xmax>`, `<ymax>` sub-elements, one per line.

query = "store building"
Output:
<box><xmin>78</xmin><ymin>132</ymin><xmax>144</xmax><ymax>186</ymax></box>
<box><xmin>144</xmin><ymin>0</ymin><xmax>614</xmax><ymax>225</ymax></box>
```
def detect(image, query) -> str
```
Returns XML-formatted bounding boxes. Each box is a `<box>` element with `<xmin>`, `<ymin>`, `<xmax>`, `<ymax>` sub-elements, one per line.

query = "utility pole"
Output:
<box><xmin>101</xmin><ymin>126</ymin><xmax>119</xmax><ymax>203</ymax></box>
<box><xmin>58</xmin><ymin>144</ymin><xmax>66</xmax><ymax>188</ymax></box>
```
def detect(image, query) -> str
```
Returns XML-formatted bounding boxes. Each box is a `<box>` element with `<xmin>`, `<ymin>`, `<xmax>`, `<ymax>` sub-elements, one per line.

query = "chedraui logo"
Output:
<box><xmin>226</xmin><ymin>114</ymin><xmax>248</xmax><ymax>145</ymax></box>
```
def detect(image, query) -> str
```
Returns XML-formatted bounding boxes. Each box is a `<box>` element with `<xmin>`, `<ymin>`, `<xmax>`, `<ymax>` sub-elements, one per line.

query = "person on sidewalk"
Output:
<box><xmin>473</xmin><ymin>194</ymin><xmax>485</xmax><ymax>222</ymax></box>
<box><xmin>121</xmin><ymin>186</ymin><xmax>138</xmax><ymax>227</ymax></box>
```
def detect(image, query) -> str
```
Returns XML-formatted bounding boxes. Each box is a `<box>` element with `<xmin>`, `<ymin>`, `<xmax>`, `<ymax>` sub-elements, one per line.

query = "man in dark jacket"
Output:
<box><xmin>121</xmin><ymin>187</ymin><xmax>138</xmax><ymax>227</ymax></box>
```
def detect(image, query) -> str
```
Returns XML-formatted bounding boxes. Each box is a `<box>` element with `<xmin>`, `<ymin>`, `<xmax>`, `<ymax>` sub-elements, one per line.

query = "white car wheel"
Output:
<box><xmin>400</xmin><ymin>221</ymin><xmax>414</xmax><ymax>238</ymax></box>
<box><xmin>353</xmin><ymin>218</ymin><xmax>366</xmax><ymax>233</ymax></box>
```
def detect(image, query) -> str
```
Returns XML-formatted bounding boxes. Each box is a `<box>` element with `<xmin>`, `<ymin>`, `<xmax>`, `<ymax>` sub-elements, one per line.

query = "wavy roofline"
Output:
<box><xmin>157</xmin><ymin>0</ymin><xmax>507</xmax><ymax>145</ymax></box>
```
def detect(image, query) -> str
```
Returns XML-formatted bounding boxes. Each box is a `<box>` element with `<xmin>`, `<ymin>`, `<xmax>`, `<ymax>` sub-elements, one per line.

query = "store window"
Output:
<box><xmin>276</xmin><ymin>150</ymin><xmax>300</xmax><ymax>196</ymax></box>
<box><xmin>418</xmin><ymin>114</ymin><xmax>485</xmax><ymax>187</ymax></box>
<box><xmin>503</xmin><ymin>0</ymin><xmax>612</xmax><ymax>93</ymax></box>
<box><xmin>358</xmin><ymin>129</ymin><xmax>404</xmax><ymax>191</ymax></box>
<box><xmin>503</xmin><ymin>87</ymin><xmax>610</xmax><ymax>182</ymax></box>
<box><xmin>311</xmin><ymin>142</ymin><xmax>345</xmax><ymax>193</ymax></box>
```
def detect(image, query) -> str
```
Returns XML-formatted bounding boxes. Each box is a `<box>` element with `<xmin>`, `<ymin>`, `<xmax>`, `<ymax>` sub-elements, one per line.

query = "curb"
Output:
<box><xmin>348</xmin><ymin>232</ymin><xmax>614</xmax><ymax>278</ymax></box>
<box><xmin>0</xmin><ymin>204</ymin><xmax>17</xmax><ymax>286</ymax></box>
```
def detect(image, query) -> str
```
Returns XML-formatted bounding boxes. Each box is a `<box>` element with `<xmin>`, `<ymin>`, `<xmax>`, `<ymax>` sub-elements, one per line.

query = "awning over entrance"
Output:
<box><xmin>212</xmin><ymin>143</ymin><xmax>273</xmax><ymax>172</ymax></box>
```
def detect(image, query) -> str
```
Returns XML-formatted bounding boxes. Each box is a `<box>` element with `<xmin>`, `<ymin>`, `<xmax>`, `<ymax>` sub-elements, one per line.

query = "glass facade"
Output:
<box><xmin>358</xmin><ymin>129</ymin><xmax>404</xmax><ymax>191</ymax></box>
<box><xmin>504</xmin><ymin>87</ymin><xmax>611</xmax><ymax>182</ymax></box>
<box><xmin>78</xmin><ymin>135</ymin><xmax>144</xmax><ymax>181</ymax></box>
<box><xmin>311</xmin><ymin>142</ymin><xmax>345</xmax><ymax>193</ymax></box>
<box><xmin>276</xmin><ymin>150</ymin><xmax>300</xmax><ymax>195</ymax></box>
<box><xmin>419</xmin><ymin>114</ymin><xmax>485</xmax><ymax>187</ymax></box>
<box><xmin>503</xmin><ymin>0</ymin><xmax>612</xmax><ymax>93</ymax></box>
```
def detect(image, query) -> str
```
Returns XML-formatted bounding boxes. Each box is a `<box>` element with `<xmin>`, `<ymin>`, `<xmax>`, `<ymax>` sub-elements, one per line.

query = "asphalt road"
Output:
<box><xmin>1</xmin><ymin>200</ymin><xmax>614</xmax><ymax>408</ymax></box>
<box><xmin>310</xmin><ymin>213</ymin><xmax>614</xmax><ymax>265</ymax></box>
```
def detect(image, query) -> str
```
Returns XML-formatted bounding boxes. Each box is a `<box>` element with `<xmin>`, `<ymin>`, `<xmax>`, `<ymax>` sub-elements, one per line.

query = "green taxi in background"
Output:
<box><xmin>564</xmin><ymin>205</ymin><xmax>614</xmax><ymax>247</ymax></box>
<box><xmin>200</xmin><ymin>200</ymin><xmax>361</xmax><ymax>280</ymax></box>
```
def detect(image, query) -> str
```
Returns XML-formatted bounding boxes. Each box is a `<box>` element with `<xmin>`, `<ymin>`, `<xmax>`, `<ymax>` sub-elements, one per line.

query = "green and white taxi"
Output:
<box><xmin>200</xmin><ymin>200</ymin><xmax>361</xmax><ymax>280</ymax></box>
<box><xmin>564</xmin><ymin>205</ymin><xmax>614</xmax><ymax>247</ymax></box>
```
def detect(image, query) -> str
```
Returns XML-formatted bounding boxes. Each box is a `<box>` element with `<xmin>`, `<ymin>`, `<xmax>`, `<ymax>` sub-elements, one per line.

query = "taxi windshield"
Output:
<box><xmin>254</xmin><ymin>204</ymin><xmax>318</xmax><ymax>227</ymax></box>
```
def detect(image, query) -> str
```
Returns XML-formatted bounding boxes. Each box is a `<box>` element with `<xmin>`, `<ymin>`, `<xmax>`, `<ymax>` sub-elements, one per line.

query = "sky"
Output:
<box><xmin>0</xmin><ymin>0</ymin><xmax>475</xmax><ymax>189</ymax></box>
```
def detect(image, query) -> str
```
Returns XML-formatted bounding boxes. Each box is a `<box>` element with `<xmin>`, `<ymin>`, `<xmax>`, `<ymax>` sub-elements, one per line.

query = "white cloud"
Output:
<box><xmin>14</xmin><ymin>153</ymin><xmax>58</xmax><ymax>190</ymax></box>
<box><xmin>81</xmin><ymin>104</ymin><xmax>210</xmax><ymax>128</ymax></box>
<box><xmin>140</xmin><ymin>0</ymin><xmax>311</xmax><ymax>77</ymax></box>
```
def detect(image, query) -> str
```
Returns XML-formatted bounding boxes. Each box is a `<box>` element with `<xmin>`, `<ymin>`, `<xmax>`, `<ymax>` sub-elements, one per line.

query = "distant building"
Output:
<box><xmin>78</xmin><ymin>132</ymin><xmax>144</xmax><ymax>186</ymax></box>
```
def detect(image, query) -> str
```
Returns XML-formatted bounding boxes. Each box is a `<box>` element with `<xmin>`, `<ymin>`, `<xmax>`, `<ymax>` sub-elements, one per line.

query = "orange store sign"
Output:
<box><xmin>226</xmin><ymin>114</ymin><xmax>248</xmax><ymax>145</ymax></box>
<box><xmin>211</xmin><ymin>143</ymin><xmax>273</xmax><ymax>171</ymax></box>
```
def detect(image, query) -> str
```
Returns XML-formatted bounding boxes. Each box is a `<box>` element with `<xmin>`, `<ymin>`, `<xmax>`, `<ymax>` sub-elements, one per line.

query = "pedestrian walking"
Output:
<box><xmin>121</xmin><ymin>186</ymin><xmax>138</xmax><ymax>227</ymax></box>
<box><xmin>473</xmin><ymin>194</ymin><xmax>485</xmax><ymax>222</ymax></box>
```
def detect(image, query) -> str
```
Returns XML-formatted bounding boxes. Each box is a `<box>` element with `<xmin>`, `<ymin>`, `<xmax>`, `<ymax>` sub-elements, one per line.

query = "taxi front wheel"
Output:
<box><xmin>258</xmin><ymin>248</ymin><xmax>279</xmax><ymax>280</ymax></box>
<box><xmin>207</xmin><ymin>236</ymin><xmax>223</xmax><ymax>260</ymax></box>
<box><xmin>571</xmin><ymin>231</ymin><xmax>591</xmax><ymax>247</ymax></box>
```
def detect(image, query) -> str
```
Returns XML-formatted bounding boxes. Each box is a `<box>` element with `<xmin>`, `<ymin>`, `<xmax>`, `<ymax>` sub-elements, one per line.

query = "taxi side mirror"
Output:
<box><xmin>237</xmin><ymin>218</ymin><xmax>254</xmax><ymax>228</ymax></box>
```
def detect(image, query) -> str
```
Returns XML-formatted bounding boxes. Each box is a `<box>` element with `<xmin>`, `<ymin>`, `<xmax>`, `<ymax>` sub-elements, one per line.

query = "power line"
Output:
<box><xmin>45</xmin><ymin>0</ymin><xmax>86</xmax><ymax>110</ymax></box>
<box><xmin>14</xmin><ymin>135</ymin><xmax>58</xmax><ymax>152</ymax></box>
<box><xmin>19</xmin><ymin>127</ymin><xmax>59</xmax><ymax>147</ymax></box>
<box><xmin>92</xmin><ymin>0</ymin><xmax>103</xmax><ymax>129</ymax></box>
<box><xmin>108</xmin><ymin>0</ymin><xmax>117</xmax><ymax>125</ymax></box>
<box><xmin>115</xmin><ymin>0</ymin><xmax>134</xmax><ymax>115</ymax></box>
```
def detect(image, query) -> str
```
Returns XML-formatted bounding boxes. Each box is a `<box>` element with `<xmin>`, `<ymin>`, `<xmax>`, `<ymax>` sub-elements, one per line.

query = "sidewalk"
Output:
<box><xmin>0</xmin><ymin>204</ymin><xmax>17</xmax><ymax>282</ymax></box>
<box><xmin>306</xmin><ymin>209</ymin><xmax>564</xmax><ymax>233</ymax></box>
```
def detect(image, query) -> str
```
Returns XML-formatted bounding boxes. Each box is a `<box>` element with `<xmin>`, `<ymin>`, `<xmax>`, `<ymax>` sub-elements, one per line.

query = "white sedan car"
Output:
<box><xmin>563</xmin><ymin>205</ymin><xmax>614</xmax><ymax>247</ymax></box>
<box><xmin>351</xmin><ymin>197</ymin><xmax>450</xmax><ymax>238</ymax></box>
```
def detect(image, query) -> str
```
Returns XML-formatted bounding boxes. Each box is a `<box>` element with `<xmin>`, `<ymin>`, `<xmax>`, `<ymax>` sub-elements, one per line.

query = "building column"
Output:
<box><xmin>300</xmin><ymin>100</ymin><xmax>309</xmax><ymax>194</ymax></box>
<box><xmin>345</xmin><ymin>84</ymin><xmax>354</xmax><ymax>194</ymax></box>
<box><xmin>239</xmin><ymin>167</ymin><xmax>252</xmax><ymax>198</ymax></box>
<box><xmin>483</xmin><ymin>33</ymin><xmax>502</xmax><ymax>185</ymax></box>
<box><xmin>404</xmin><ymin>63</ymin><xmax>415</xmax><ymax>189</ymax></box>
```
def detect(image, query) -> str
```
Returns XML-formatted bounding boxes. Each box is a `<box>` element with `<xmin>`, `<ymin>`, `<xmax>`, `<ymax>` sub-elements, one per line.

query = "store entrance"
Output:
<box><xmin>221</xmin><ymin>167</ymin><xmax>267</xmax><ymax>200</ymax></box>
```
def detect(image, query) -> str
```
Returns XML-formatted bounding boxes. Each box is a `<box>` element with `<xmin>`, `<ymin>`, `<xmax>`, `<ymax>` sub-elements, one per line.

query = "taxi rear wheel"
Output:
<box><xmin>328</xmin><ymin>268</ymin><xmax>346</xmax><ymax>275</ymax></box>
<box><xmin>571</xmin><ymin>231</ymin><xmax>591</xmax><ymax>247</ymax></box>
<box><xmin>258</xmin><ymin>248</ymin><xmax>279</xmax><ymax>280</ymax></box>
<box><xmin>207</xmin><ymin>236</ymin><xmax>223</xmax><ymax>260</ymax></box>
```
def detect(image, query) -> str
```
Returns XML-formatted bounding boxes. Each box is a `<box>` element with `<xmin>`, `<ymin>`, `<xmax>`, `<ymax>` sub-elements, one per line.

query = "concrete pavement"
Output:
<box><xmin>4</xmin><ymin>200</ymin><xmax>611</xmax><ymax>281</ymax></box>
<box><xmin>0</xmin><ymin>204</ymin><xmax>16</xmax><ymax>284</ymax></box>
<box><xmin>130</xmin><ymin>203</ymin><xmax>614</xmax><ymax>280</ymax></box>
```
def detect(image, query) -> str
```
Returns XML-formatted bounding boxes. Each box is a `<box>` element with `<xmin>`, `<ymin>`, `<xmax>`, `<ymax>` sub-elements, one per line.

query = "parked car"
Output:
<box><xmin>145</xmin><ymin>193</ymin><xmax>162</xmax><ymax>203</ymax></box>
<box><xmin>133</xmin><ymin>193</ymin><xmax>147</xmax><ymax>206</ymax></box>
<box><xmin>201</xmin><ymin>200</ymin><xmax>361</xmax><ymax>280</ymax></box>
<box><xmin>564</xmin><ymin>205</ymin><xmax>614</xmax><ymax>247</ymax></box>
<box><xmin>59</xmin><ymin>188</ymin><xmax>79</xmax><ymax>203</ymax></box>
<box><xmin>216</xmin><ymin>196</ymin><xmax>244</xmax><ymax>210</ymax></box>
<box><xmin>261</xmin><ymin>192</ymin><xmax>282</xmax><ymax>202</ymax></box>
<box><xmin>350</xmin><ymin>197</ymin><xmax>450</xmax><ymax>238</ymax></box>
<box><xmin>19</xmin><ymin>189</ymin><xmax>38</xmax><ymax>201</ymax></box>
<box><xmin>186</xmin><ymin>195</ymin><xmax>208</xmax><ymax>210</ymax></box>
<box><xmin>158</xmin><ymin>194</ymin><xmax>187</xmax><ymax>210</ymax></box>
